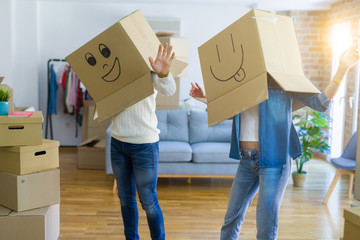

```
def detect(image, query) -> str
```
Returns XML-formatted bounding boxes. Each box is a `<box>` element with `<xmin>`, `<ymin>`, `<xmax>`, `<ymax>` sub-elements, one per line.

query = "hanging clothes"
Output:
<box><xmin>48</xmin><ymin>64</ymin><xmax>58</xmax><ymax>114</ymax></box>
<box><xmin>75</xmin><ymin>79</ymin><xmax>84</xmax><ymax>137</ymax></box>
<box><xmin>69</xmin><ymin>71</ymin><xmax>77</xmax><ymax>107</ymax></box>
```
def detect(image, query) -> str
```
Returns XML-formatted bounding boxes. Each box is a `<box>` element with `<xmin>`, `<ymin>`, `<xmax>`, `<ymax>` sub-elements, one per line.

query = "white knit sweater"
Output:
<box><xmin>110</xmin><ymin>72</ymin><xmax>176</xmax><ymax>144</ymax></box>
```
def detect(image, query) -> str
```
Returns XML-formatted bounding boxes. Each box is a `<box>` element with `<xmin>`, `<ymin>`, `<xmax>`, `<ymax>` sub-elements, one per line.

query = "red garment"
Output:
<box><xmin>75</xmin><ymin>78</ymin><xmax>84</xmax><ymax>116</ymax></box>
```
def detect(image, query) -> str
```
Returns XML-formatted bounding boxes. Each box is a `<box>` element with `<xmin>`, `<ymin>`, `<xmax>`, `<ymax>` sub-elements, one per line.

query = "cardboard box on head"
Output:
<box><xmin>198</xmin><ymin>9</ymin><xmax>320</xmax><ymax>127</ymax></box>
<box><xmin>66</xmin><ymin>10</ymin><xmax>187</xmax><ymax>122</ymax></box>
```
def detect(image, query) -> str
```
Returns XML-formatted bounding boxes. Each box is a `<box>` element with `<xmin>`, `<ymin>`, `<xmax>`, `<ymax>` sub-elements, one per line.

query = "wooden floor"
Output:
<box><xmin>58</xmin><ymin>148</ymin><xmax>354</xmax><ymax>240</ymax></box>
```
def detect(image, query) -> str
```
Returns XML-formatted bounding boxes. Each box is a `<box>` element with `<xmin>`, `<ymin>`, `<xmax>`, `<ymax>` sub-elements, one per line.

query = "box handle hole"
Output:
<box><xmin>8</xmin><ymin>125</ymin><xmax>24</xmax><ymax>130</ymax></box>
<box><xmin>35</xmin><ymin>151</ymin><xmax>46</xmax><ymax>156</ymax></box>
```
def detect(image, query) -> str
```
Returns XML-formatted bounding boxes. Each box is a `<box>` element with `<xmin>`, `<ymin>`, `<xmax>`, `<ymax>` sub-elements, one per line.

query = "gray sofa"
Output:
<box><xmin>105</xmin><ymin>110</ymin><xmax>239</xmax><ymax>179</ymax></box>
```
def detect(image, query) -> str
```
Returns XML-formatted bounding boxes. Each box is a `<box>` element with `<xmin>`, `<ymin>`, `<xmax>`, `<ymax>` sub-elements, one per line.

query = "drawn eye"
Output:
<box><xmin>99</xmin><ymin>44</ymin><xmax>111</xmax><ymax>58</ymax></box>
<box><xmin>85</xmin><ymin>53</ymin><xmax>96</xmax><ymax>66</ymax></box>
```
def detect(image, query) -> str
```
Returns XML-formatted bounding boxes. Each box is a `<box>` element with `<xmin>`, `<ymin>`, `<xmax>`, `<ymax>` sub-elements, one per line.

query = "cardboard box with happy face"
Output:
<box><xmin>66</xmin><ymin>10</ymin><xmax>187</xmax><ymax>122</ymax></box>
<box><xmin>198</xmin><ymin>9</ymin><xmax>320</xmax><ymax>126</ymax></box>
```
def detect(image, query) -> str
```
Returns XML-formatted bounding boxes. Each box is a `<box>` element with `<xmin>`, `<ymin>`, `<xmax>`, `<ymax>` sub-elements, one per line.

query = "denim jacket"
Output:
<box><xmin>229</xmin><ymin>82</ymin><xmax>332</xmax><ymax>167</ymax></box>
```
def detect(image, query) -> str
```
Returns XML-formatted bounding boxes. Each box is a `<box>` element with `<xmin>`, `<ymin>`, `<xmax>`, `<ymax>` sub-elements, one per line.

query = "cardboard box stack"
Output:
<box><xmin>156</xmin><ymin>35</ymin><xmax>190</xmax><ymax>110</ymax></box>
<box><xmin>78</xmin><ymin>100</ymin><xmax>109</xmax><ymax>170</ymax></box>
<box><xmin>0</xmin><ymin>107</ymin><xmax>60</xmax><ymax>240</ymax></box>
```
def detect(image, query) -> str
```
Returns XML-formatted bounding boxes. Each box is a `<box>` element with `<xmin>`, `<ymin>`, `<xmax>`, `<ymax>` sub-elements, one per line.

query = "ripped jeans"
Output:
<box><xmin>220</xmin><ymin>149</ymin><xmax>291</xmax><ymax>240</ymax></box>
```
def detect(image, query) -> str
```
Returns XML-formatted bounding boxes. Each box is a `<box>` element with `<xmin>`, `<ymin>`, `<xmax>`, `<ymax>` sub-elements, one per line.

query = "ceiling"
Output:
<box><xmin>39</xmin><ymin>0</ymin><xmax>342</xmax><ymax>11</ymax></box>
<box><xmin>237</xmin><ymin>0</ymin><xmax>342</xmax><ymax>11</ymax></box>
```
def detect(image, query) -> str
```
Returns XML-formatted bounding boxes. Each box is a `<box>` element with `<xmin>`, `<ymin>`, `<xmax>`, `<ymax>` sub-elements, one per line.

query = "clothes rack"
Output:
<box><xmin>45</xmin><ymin>59</ymin><xmax>67</xmax><ymax>140</ymax></box>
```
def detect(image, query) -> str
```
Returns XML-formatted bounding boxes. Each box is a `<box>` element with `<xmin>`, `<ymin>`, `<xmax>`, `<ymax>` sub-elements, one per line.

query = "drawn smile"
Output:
<box><xmin>102</xmin><ymin>57</ymin><xmax>121</xmax><ymax>82</ymax></box>
<box><xmin>209</xmin><ymin>34</ymin><xmax>246</xmax><ymax>83</ymax></box>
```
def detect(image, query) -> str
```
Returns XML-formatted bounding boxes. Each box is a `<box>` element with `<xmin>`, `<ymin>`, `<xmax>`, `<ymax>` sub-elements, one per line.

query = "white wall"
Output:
<box><xmin>0</xmin><ymin>0</ymin><xmax>13</xmax><ymax>86</ymax></box>
<box><xmin>2</xmin><ymin>0</ymin><xmax>250</xmax><ymax>144</ymax></box>
<box><xmin>0</xmin><ymin>0</ymin><xmax>38</xmax><ymax>109</ymax></box>
<box><xmin>37</xmin><ymin>0</ymin><xmax>250</xmax><ymax>111</ymax></box>
<box><xmin>12</xmin><ymin>0</ymin><xmax>38</xmax><ymax>109</ymax></box>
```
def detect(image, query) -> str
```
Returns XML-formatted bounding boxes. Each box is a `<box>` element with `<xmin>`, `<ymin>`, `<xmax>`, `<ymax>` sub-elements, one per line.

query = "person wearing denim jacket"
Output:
<box><xmin>189</xmin><ymin>45</ymin><xmax>359</xmax><ymax>240</ymax></box>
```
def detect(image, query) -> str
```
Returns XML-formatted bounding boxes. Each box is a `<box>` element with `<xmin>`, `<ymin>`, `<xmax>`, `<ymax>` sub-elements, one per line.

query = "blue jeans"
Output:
<box><xmin>111</xmin><ymin>137</ymin><xmax>164</xmax><ymax>240</ymax></box>
<box><xmin>220</xmin><ymin>149</ymin><xmax>291</xmax><ymax>240</ymax></box>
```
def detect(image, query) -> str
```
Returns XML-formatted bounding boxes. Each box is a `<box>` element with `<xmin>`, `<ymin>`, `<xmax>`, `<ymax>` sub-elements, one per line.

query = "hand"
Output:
<box><xmin>189</xmin><ymin>82</ymin><xmax>206</xmax><ymax>98</ymax></box>
<box><xmin>339</xmin><ymin>43</ymin><xmax>359</xmax><ymax>71</ymax></box>
<box><xmin>149</xmin><ymin>42</ymin><xmax>175</xmax><ymax>76</ymax></box>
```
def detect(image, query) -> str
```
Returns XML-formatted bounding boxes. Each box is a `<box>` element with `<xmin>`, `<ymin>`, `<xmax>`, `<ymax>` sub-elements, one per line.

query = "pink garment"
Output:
<box><xmin>69</xmin><ymin>71</ymin><xmax>77</xmax><ymax>106</ymax></box>
<box><xmin>65</xmin><ymin>69</ymin><xmax>74</xmax><ymax>114</ymax></box>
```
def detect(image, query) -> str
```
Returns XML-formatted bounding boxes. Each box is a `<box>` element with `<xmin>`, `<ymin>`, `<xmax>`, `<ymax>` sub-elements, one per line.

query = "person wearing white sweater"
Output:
<box><xmin>110</xmin><ymin>43</ymin><xmax>176</xmax><ymax>240</ymax></box>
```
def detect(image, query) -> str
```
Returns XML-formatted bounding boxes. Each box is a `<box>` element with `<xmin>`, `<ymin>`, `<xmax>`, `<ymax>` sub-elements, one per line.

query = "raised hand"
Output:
<box><xmin>189</xmin><ymin>82</ymin><xmax>206</xmax><ymax>98</ymax></box>
<box><xmin>339</xmin><ymin>43</ymin><xmax>360</xmax><ymax>71</ymax></box>
<box><xmin>149</xmin><ymin>42</ymin><xmax>175</xmax><ymax>76</ymax></box>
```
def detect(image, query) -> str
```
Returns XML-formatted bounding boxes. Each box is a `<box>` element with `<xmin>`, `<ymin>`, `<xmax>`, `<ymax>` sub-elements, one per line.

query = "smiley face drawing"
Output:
<box><xmin>84</xmin><ymin>43</ymin><xmax>121</xmax><ymax>82</ymax></box>
<box><xmin>209</xmin><ymin>33</ymin><xmax>246</xmax><ymax>83</ymax></box>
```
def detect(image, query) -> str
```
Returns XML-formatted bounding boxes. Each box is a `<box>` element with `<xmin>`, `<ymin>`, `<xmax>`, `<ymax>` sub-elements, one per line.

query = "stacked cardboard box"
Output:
<box><xmin>78</xmin><ymin>100</ymin><xmax>109</xmax><ymax>169</ymax></box>
<box><xmin>156</xmin><ymin>35</ymin><xmax>190</xmax><ymax>110</ymax></box>
<box><xmin>77</xmin><ymin>137</ymin><xmax>106</xmax><ymax>169</ymax></box>
<box><xmin>81</xmin><ymin>100</ymin><xmax>111</xmax><ymax>142</ymax></box>
<box><xmin>0</xmin><ymin>111</ymin><xmax>60</xmax><ymax>240</ymax></box>
<box><xmin>343</xmin><ymin>207</ymin><xmax>360</xmax><ymax>240</ymax></box>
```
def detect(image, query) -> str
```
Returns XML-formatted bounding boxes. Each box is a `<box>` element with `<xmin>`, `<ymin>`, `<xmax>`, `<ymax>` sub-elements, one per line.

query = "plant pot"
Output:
<box><xmin>292</xmin><ymin>171</ymin><xmax>307</xmax><ymax>188</ymax></box>
<box><xmin>0</xmin><ymin>101</ymin><xmax>9</xmax><ymax>115</ymax></box>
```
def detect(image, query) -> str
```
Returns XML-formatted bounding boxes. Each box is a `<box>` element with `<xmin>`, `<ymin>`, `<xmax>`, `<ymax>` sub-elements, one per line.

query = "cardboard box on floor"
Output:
<box><xmin>66</xmin><ymin>10</ymin><xmax>187</xmax><ymax>123</ymax></box>
<box><xmin>82</xmin><ymin>100</ymin><xmax>111</xmax><ymax>141</ymax></box>
<box><xmin>0</xmin><ymin>204</ymin><xmax>60</xmax><ymax>240</ymax></box>
<box><xmin>156</xmin><ymin>77</ymin><xmax>180</xmax><ymax>110</ymax></box>
<box><xmin>198</xmin><ymin>9</ymin><xmax>320</xmax><ymax>127</ymax></box>
<box><xmin>0</xmin><ymin>111</ymin><xmax>43</xmax><ymax>147</ymax></box>
<box><xmin>343</xmin><ymin>207</ymin><xmax>360</xmax><ymax>240</ymax></box>
<box><xmin>77</xmin><ymin>136</ymin><xmax>106</xmax><ymax>170</ymax></box>
<box><xmin>0</xmin><ymin>77</ymin><xmax>14</xmax><ymax>113</ymax></box>
<box><xmin>0</xmin><ymin>169</ymin><xmax>60</xmax><ymax>212</ymax></box>
<box><xmin>0</xmin><ymin>139</ymin><xmax>60</xmax><ymax>175</ymax></box>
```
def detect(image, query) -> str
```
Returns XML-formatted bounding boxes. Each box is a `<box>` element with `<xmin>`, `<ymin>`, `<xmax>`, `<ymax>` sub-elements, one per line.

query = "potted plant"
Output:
<box><xmin>292</xmin><ymin>107</ymin><xmax>331</xmax><ymax>187</ymax></box>
<box><xmin>0</xmin><ymin>87</ymin><xmax>11</xmax><ymax>115</ymax></box>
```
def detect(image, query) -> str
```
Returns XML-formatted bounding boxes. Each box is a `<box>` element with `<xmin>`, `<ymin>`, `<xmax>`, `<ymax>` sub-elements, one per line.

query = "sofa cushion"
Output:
<box><xmin>189</xmin><ymin>110</ymin><xmax>232</xmax><ymax>144</ymax></box>
<box><xmin>159</xmin><ymin>141</ymin><xmax>192</xmax><ymax>163</ymax></box>
<box><xmin>191</xmin><ymin>142</ymin><xmax>239</xmax><ymax>163</ymax></box>
<box><xmin>156</xmin><ymin>110</ymin><xmax>189</xmax><ymax>142</ymax></box>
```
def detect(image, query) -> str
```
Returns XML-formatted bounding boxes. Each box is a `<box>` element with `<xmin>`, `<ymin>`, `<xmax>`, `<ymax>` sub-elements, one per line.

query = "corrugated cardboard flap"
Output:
<box><xmin>78</xmin><ymin>136</ymin><xmax>105</xmax><ymax>149</ymax></box>
<box><xmin>95</xmin><ymin>73</ymin><xmax>154</xmax><ymax>122</ymax></box>
<box><xmin>207</xmin><ymin>73</ymin><xmax>268</xmax><ymax>127</ymax></box>
<box><xmin>170</xmin><ymin>58</ymin><xmax>188</xmax><ymax>78</ymax></box>
<box><xmin>268</xmin><ymin>72</ymin><xmax>320</xmax><ymax>94</ymax></box>
<box><xmin>0</xmin><ymin>139</ymin><xmax>59</xmax><ymax>153</ymax></box>
<box><xmin>0</xmin><ymin>111</ymin><xmax>43</xmax><ymax>124</ymax></box>
<box><xmin>0</xmin><ymin>77</ymin><xmax>4</xmax><ymax>83</ymax></box>
<box><xmin>121</xmin><ymin>10</ymin><xmax>162</xmax><ymax>72</ymax></box>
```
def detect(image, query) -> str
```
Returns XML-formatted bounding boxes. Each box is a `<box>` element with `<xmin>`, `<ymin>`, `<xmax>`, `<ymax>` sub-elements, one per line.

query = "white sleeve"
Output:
<box><xmin>151</xmin><ymin>72</ymin><xmax>176</xmax><ymax>96</ymax></box>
